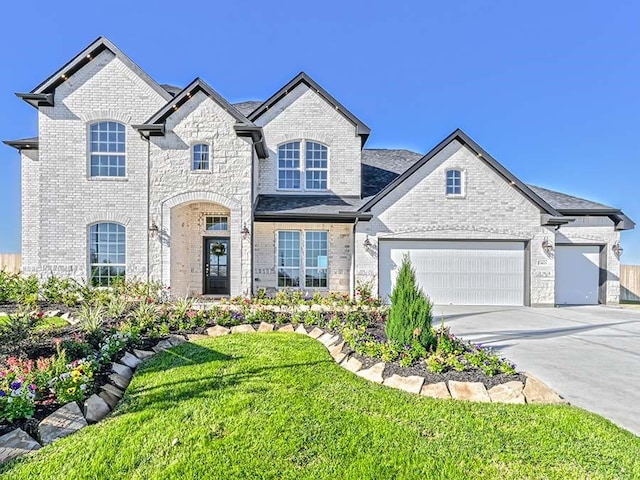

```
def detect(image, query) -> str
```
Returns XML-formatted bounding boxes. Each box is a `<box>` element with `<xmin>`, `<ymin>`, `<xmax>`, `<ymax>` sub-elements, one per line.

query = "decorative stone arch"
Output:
<box><xmin>79</xmin><ymin>110</ymin><xmax>133</xmax><ymax>124</ymax></box>
<box><xmin>159</xmin><ymin>191</ymin><xmax>244</xmax><ymax>295</ymax></box>
<box><xmin>83</xmin><ymin>212</ymin><xmax>132</xmax><ymax>226</ymax></box>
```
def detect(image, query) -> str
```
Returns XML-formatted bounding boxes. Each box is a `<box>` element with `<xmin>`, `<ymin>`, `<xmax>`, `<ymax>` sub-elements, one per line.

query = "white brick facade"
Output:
<box><xmin>11</xmin><ymin>38</ymin><xmax>629</xmax><ymax>304</ymax></box>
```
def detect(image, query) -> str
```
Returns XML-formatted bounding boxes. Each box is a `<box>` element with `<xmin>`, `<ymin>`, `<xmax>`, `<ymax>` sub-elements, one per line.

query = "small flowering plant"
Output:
<box><xmin>49</xmin><ymin>358</ymin><xmax>98</xmax><ymax>404</ymax></box>
<box><xmin>0</xmin><ymin>380</ymin><xmax>37</xmax><ymax>422</ymax></box>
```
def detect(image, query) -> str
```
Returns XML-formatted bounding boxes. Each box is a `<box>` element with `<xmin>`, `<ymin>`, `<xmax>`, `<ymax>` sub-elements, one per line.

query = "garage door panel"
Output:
<box><xmin>380</xmin><ymin>240</ymin><xmax>525</xmax><ymax>306</ymax></box>
<box><xmin>555</xmin><ymin>245</ymin><xmax>600</xmax><ymax>305</ymax></box>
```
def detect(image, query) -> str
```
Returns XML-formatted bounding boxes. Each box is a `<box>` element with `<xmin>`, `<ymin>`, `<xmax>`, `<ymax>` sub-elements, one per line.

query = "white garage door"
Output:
<box><xmin>379</xmin><ymin>240</ymin><xmax>525</xmax><ymax>306</ymax></box>
<box><xmin>555</xmin><ymin>245</ymin><xmax>600</xmax><ymax>305</ymax></box>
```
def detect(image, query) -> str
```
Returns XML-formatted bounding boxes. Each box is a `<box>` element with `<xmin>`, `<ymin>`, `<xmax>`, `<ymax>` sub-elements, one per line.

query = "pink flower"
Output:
<box><xmin>36</xmin><ymin>311</ymin><xmax>44</xmax><ymax>319</ymax></box>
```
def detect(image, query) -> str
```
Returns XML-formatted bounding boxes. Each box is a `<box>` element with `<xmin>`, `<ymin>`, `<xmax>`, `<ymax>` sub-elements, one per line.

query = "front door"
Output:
<box><xmin>203</xmin><ymin>237</ymin><xmax>230</xmax><ymax>295</ymax></box>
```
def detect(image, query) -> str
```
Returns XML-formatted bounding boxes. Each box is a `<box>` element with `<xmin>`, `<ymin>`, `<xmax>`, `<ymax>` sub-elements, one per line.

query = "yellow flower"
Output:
<box><xmin>67</xmin><ymin>387</ymin><xmax>76</xmax><ymax>394</ymax></box>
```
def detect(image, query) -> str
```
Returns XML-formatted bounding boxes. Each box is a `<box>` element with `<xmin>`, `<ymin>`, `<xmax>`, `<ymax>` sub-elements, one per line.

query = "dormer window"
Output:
<box><xmin>89</xmin><ymin>122</ymin><xmax>125</xmax><ymax>177</ymax></box>
<box><xmin>446</xmin><ymin>169</ymin><xmax>463</xmax><ymax>196</ymax></box>
<box><xmin>192</xmin><ymin>144</ymin><xmax>210</xmax><ymax>170</ymax></box>
<box><xmin>278</xmin><ymin>141</ymin><xmax>328</xmax><ymax>191</ymax></box>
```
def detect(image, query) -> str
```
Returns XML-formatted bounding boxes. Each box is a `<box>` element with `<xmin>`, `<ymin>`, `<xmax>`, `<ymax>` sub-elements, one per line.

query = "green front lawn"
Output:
<box><xmin>2</xmin><ymin>334</ymin><xmax>639</xmax><ymax>479</ymax></box>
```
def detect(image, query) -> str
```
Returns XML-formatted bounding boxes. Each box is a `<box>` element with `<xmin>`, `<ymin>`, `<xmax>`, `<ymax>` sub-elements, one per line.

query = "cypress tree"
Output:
<box><xmin>385</xmin><ymin>255</ymin><xmax>434</xmax><ymax>348</ymax></box>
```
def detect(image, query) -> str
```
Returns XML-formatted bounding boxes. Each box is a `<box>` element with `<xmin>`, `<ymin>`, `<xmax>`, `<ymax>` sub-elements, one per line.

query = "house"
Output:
<box><xmin>3</xmin><ymin>37</ymin><xmax>634</xmax><ymax>306</ymax></box>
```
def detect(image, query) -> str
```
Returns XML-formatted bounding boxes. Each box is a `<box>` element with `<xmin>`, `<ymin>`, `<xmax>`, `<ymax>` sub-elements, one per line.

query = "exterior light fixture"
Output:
<box><xmin>363</xmin><ymin>236</ymin><xmax>372</xmax><ymax>248</ymax></box>
<box><xmin>241</xmin><ymin>223</ymin><xmax>250</xmax><ymax>239</ymax></box>
<box><xmin>612</xmin><ymin>242</ymin><xmax>623</xmax><ymax>259</ymax></box>
<box><xmin>149</xmin><ymin>221</ymin><xmax>159</xmax><ymax>237</ymax></box>
<box><xmin>542</xmin><ymin>237</ymin><xmax>554</xmax><ymax>257</ymax></box>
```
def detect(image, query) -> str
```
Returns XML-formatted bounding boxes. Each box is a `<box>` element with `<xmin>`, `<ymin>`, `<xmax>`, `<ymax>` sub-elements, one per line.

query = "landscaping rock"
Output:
<box><xmin>186</xmin><ymin>334</ymin><xmax>209</xmax><ymax>342</ymax></box>
<box><xmin>257</xmin><ymin>322</ymin><xmax>274</xmax><ymax>332</ymax></box>
<box><xmin>278</xmin><ymin>324</ymin><xmax>295</xmax><ymax>332</ymax></box>
<box><xmin>341</xmin><ymin>356</ymin><xmax>363</xmax><ymax>373</ymax></box>
<box><xmin>231</xmin><ymin>324</ymin><xmax>255</xmax><ymax>334</ymax></box>
<box><xmin>111</xmin><ymin>362</ymin><xmax>133</xmax><ymax>380</ymax></box>
<box><xmin>152</xmin><ymin>339</ymin><xmax>174</xmax><ymax>353</ymax></box>
<box><xmin>329</xmin><ymin>342</ymin><xmax>345</xmax><ymax>360</ymax></box>
<box><xmin>0</xmin><ymin>428</ymin><xmax>41</xmax><ymax>465</ymax></box>
<box><xmin>38</xmin><ymin>402</ymin><xmax>88</xmax><ymax>445</ymax></box>
<box><xmin>311</xmin><ymin>304</ymin><xmax>323</xmax><ymax>312</ymax></box>
<box><xmin>318</xmin><ymin>333</ymin><xmax>339</xmax><ymax>347</ymax></box>
<box><xmin>383</xmin><ymin>374</ymin><xmax>425</xmax><ymax>394</ymax></box>
<box><xmin>420</xmin><ymin>382</ymin><xmax>451</xmax><ymax>399</ymax></box>
<box><xmin>60</xmin><ymin>312</ymin><xmax>70</xmax><ymax>321</ymax></box>
<box><xmin>488</xmin><ymin>381</ymin><xmax>525</xmax><ymax>404</ymax></box>
<box><xmin>356</xmin><ymin>362</ymin><xmax>385</xmax><ymax>383</ymax></box>
<box><xmin>67</xmin><ymin>316</ymin><xmax>80</xmax><ymax>326</ymax></box>
<box><xmin>168</xmin><ymin>334</ymin><xmax>187</xmax><ymax>346</ymax></box>
<box><xmin>523</xmin><ymin>375</ymin><xmax>564</xmax><ymax>404</ymax></box>
<box><xmin>133</xmin><ymin>348</ymin><xmax>155</xmax><ymax>360</ymax></box>
<box><xmin>448</xmin><ymin>381</ymin><xmax>491</xmax><ymax>403</ymax></box>
<box><xmin>0</xmin><ymin>312</ymin><xmax>7</xmax><ymax>317</ymax></box>
<box><xmin>120</xmin><ymin>352</ymin><xmax>142</xmax><ymax>369</ymax></box>
<box><xmin>206</xmin><ymin>325</ymin><xmax>230</xmax><ymax>337</ymax></box>
<box><xmin>101</xmin><ymin>383</ymin><xmax>124</xmax><ymax>399</ymax></box>
<box><xmin>308</xmin><ymin>327</ymin><xmax>324</xmax><ymax>339</ymax></box>
<box><xmin>295</xmin><ymin>324</ymin><xmax>307</xmax><ymax>335</ymax></box>
<box><xmin>99</xmin><ymin>390</ymin><xmax>120</xmax><ymax>409</ymax></box>
<box><xmin>84</xmin><ymin>394</ymin><xmax>111</xmax><ymax>423</ymax></box>
<box><xmin>45</xmin><ymin>310</ymin><xmax>61</xmax><ymax>317</ymax></box>
<box><xmin>108</xmin><ymin>373</ymin><xmax>130</xmax><ymax>391</ymax></box>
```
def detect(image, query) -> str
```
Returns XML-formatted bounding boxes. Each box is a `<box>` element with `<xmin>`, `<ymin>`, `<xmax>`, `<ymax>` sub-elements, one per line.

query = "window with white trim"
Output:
<box><xmin>192</xmin><ymin>143</ymin><xmax>210</xmax><ymax>170</ymax></box>
<box><xmin>89</xmin><ymin>222</ymin><xmax>126</xmax><ymax>286</ymax></box>
<box><xmin>446</xmin><ymin>169</ymin><xmax>463</xmax><ymax>195</ymax></box>
<box><xmin>205</xmin><ymin>216</ymin><xmax>228</xmax><ymax>231</ymax></box>
<box><xmin>277</xmin><ymin>230</ymin><xmax>328</xmax><ymax>288</ymax></box>
<box><xmin>89</xmin><ymin>122</ymin><xmax>125</xmax><ymax>177</ymax></box>
<box><xmin>277</xmin><ymin>141</ymin><xmax>328</xmax><ymax>191</ymax></box>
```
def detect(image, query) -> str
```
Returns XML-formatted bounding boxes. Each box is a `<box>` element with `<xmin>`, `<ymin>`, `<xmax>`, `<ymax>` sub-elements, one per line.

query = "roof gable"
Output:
<box><xmin>17</xmin><ymin>36</ymin><xmax>171</xmax><ymax>107</ymax></box>
<box><xmin>247</xmin><ymin>72</ymin><xmax>371</xmax><ymax>144</ymax></box>
<box><xmin>359</xmin><ymin>129</ymin><xmax>560</xmax><ymax>216</ymax></box>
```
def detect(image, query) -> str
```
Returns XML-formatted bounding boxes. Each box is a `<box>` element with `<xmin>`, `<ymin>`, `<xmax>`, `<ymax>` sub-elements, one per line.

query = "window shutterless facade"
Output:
<box><xmin>205</xmin><ymin>216</ymin><xmax>228</xmax><ymax>231</ymax></box>
<box><xmin>89</xmin><ymin>122</ymin><xmax>125</xmax><ymax>177</ymax></box>
<box><xmin>89</xmin><ymin>222</ymin><xmax>126</xmax><ymax>286</ymax></box>
<box><xmin>192</xmin><ymin>143</ymin><xmax>210</xmax><ymax>170</ymax></box>
<box><xmin>277</xmin><ymin>230</ymin><xmax>328</xmax><ymax>288</ymax></box>
<box><xmin>277</xmin><ymin>141</ymin><xmax>328</xmax><ymax>191</ymax></box>
<box><xmin>446</xmin><ymin>169</ymin><xmax>463</xmax><ymax>195</ymax></box>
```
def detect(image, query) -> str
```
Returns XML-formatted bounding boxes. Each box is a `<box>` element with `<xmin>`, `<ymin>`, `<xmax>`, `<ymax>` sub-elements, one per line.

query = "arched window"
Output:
<box><xmin>89</xmin><ymin>122</ymin><xmax>126</xmax><ymax>177</ymax></box>
<box><xmin>89</xmin><ymin>223</ymin><xmax>126</xmax><ymax>286</ymax></box>
<box><xmin>277</xmin><ymin>140</ymin><xmax>328</xmax><ymax>191</ymax></box>
<box><xmin>192</xmin><ymin>143</ymin><xmax>210</xmax><ymax>170</ymax></box>
<box><xmin>446</xmin><ymin>169</ymin><xmax>463</xmax><ymax>195</ymax></box>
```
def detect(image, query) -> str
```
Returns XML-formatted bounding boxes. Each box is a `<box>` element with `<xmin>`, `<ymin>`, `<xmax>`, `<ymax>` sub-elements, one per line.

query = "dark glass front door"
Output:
<box><xmin>203</xmin><ymin>238</ymin><xmax>230</xmax><ymax>295</ymax></box>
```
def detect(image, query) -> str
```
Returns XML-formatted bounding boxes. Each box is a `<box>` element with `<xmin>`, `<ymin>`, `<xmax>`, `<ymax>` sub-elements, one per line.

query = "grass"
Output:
<box><xmin>33</xmin><ymin>316</ymin><xmax>69</xmax><ymax>332</ymax></box>
<box><xmin>2</xmin><ymin>333</ymin><xmax>639</xmax><ymax>479</ymax></box>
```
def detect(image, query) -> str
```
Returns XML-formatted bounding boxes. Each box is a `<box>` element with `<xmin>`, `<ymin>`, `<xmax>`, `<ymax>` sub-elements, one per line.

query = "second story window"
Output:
<box><xmin>193</xmin><ymin>144</ymin><xmax>210</xmax><ymax>170</ymax></box>
<box><xmin>89</xmin><ymin>122</ymin><xmax>125</xmax><ymax>177</ymax></box>
<box><xmin>278</xmin><ymin>141</ymin><xmax>328</xmax><ymax>191</ymax></box>
<box><xmin>446</xmin><ymin>169</ymin><xmax>463</xmax><ymax>195</ymax></box>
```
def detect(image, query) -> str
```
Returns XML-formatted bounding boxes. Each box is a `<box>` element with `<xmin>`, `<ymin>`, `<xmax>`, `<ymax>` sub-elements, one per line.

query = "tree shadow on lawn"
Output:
<box><xmin>115</xmin><ymin>341</ymin><xmax>332</xmax><ymax>417</ymax></box>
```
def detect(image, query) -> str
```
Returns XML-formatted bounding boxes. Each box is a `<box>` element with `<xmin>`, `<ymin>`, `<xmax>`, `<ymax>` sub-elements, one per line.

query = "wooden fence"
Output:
<box><xmin>0</xmin><ymin>254</ymin><xmax>21</xmax><ymax>274</ymax></box>
<box><xmin>621</xmin><ymin>265</ymin><xmax>640</xmax><ymax>302</ymax></box>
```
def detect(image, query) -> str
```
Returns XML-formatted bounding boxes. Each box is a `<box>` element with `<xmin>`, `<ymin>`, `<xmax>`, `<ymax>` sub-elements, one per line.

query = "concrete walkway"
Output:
<box><xmin>438</xmin><ymin>304</ymin><xmax>640</xmax><ymax>436</ymax></box>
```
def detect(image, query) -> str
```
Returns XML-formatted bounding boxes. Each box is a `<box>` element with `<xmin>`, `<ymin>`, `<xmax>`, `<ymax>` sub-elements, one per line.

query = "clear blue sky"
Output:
<box><xmin>0</xmin><ymin>0</ymin><xmax>638</xmax><ymax>263</ymax></box>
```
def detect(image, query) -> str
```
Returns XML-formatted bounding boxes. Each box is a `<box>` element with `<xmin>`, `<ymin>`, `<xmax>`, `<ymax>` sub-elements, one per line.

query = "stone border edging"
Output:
<box><xmin>0</xmin><ymin>324</ymin><xmax>566</xmax><ymax>465</ymax></box>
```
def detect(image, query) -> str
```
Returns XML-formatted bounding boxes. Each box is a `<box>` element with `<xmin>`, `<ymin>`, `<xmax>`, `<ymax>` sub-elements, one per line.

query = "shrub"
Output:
<box><xmin>385</xmin><ymin>255</ymin><xmax>434</xmax><ymax>349</ymax></box>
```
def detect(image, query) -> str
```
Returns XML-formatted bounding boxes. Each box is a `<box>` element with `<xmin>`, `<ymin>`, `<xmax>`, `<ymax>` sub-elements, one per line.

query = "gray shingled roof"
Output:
<box><xmin>527</xmin><ymin>185</ymin><xmax>615</xmax><ymax>211</ymax></box>
<box><xmin>232</xmin><ymin>101</ymin><xmax>263</xmax><ymax>116</ymax></box>
<box><xmin>160</xmin><ymin>84</ymin><xmax>182</xmax><ymax>97</ymax></box>
<box><xmin>255</xmin><ymin>195</ymin><xmax>366</xmax><ymax>216</ymax></box>
<box><xmin>361</xmin><ymin>148</ymin><xmax>423</xmax><ymax>197</ymax></box>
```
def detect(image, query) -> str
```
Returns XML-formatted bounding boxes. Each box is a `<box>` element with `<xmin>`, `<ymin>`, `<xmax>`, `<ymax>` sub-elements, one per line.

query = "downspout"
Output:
<box><xmin>145</xmin><ymin>135</ymin><xmax>151</xmax><ymax>292</ymax></box>
<box><xmin>351</xmin><ymin>218</ymin><xmax>358</xmax><ymax>299</ymax></box>
<box><xmin>250</xmin><ymin>149</ymin><xmax>255</xmax><ymax>297</ymax></box>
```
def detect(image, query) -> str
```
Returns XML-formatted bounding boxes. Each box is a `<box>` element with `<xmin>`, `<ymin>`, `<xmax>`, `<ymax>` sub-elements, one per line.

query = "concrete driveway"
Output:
<box><xmin>438</xmin><ymin>304</ymin><xmax>640</xmax><ymax>436</ymax></box>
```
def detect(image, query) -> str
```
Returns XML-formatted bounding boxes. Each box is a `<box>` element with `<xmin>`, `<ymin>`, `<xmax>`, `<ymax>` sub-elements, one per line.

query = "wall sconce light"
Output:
<box><xmin>542</xmin><ymin>237</ymin><xmax>554</xmax><ymax>257</ymax></box>
<box><xmin>363</xmin><ymin>236</ymin><xmax>372</xmax><ymax>248</ymax></box>
<box><xmin>149</xmin><ymin>221</ymin><xmax>159</xmax><ymax>237</ymax></box>
<box><xmin>612</xmin><ymin>242</ymin><xmax>623</xmax><ymax>259</ymax></box>
<box><xmin>241</xmin><ymin>223</ymin><xmax>250</xmax><ymax>239</ymax></box>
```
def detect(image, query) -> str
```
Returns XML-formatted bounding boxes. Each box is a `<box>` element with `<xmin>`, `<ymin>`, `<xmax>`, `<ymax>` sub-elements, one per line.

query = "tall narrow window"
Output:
<box><xmin>193</xmin><ymin>144</ymin><xmax>210</xmax><ymax>170</ymax></box>
<box><xmin>446</xmin><ymin>169</ymin><xmax>463</xmax><ymax>195</ymax></box>
<box><xmin>89</xmin><ymin>122</ymin><xmax>125</xmax><ymax>177</ymax></box>
<box><xmin>277</xmin><ymin>231</ymin><xmax>301</xmax><ymax>287</ymax></box>
<box><xmin>89</xmin><ymin>223</ymin><xmax>126</xmax><ymax>286</ymax></box>
<box><xmin>278</xmin><ymin>142</ymin><xmax>301</xmax><ymax>189</ymax></box>
<box><xmin>305</xmin><ymin>231</ymin><xmax>328</xmax><ymax>288</ymax></box>
<box><xmin>305</xmin><ymin>142</ymin><xmax>328</xmax><ymax>190</ymax></box>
